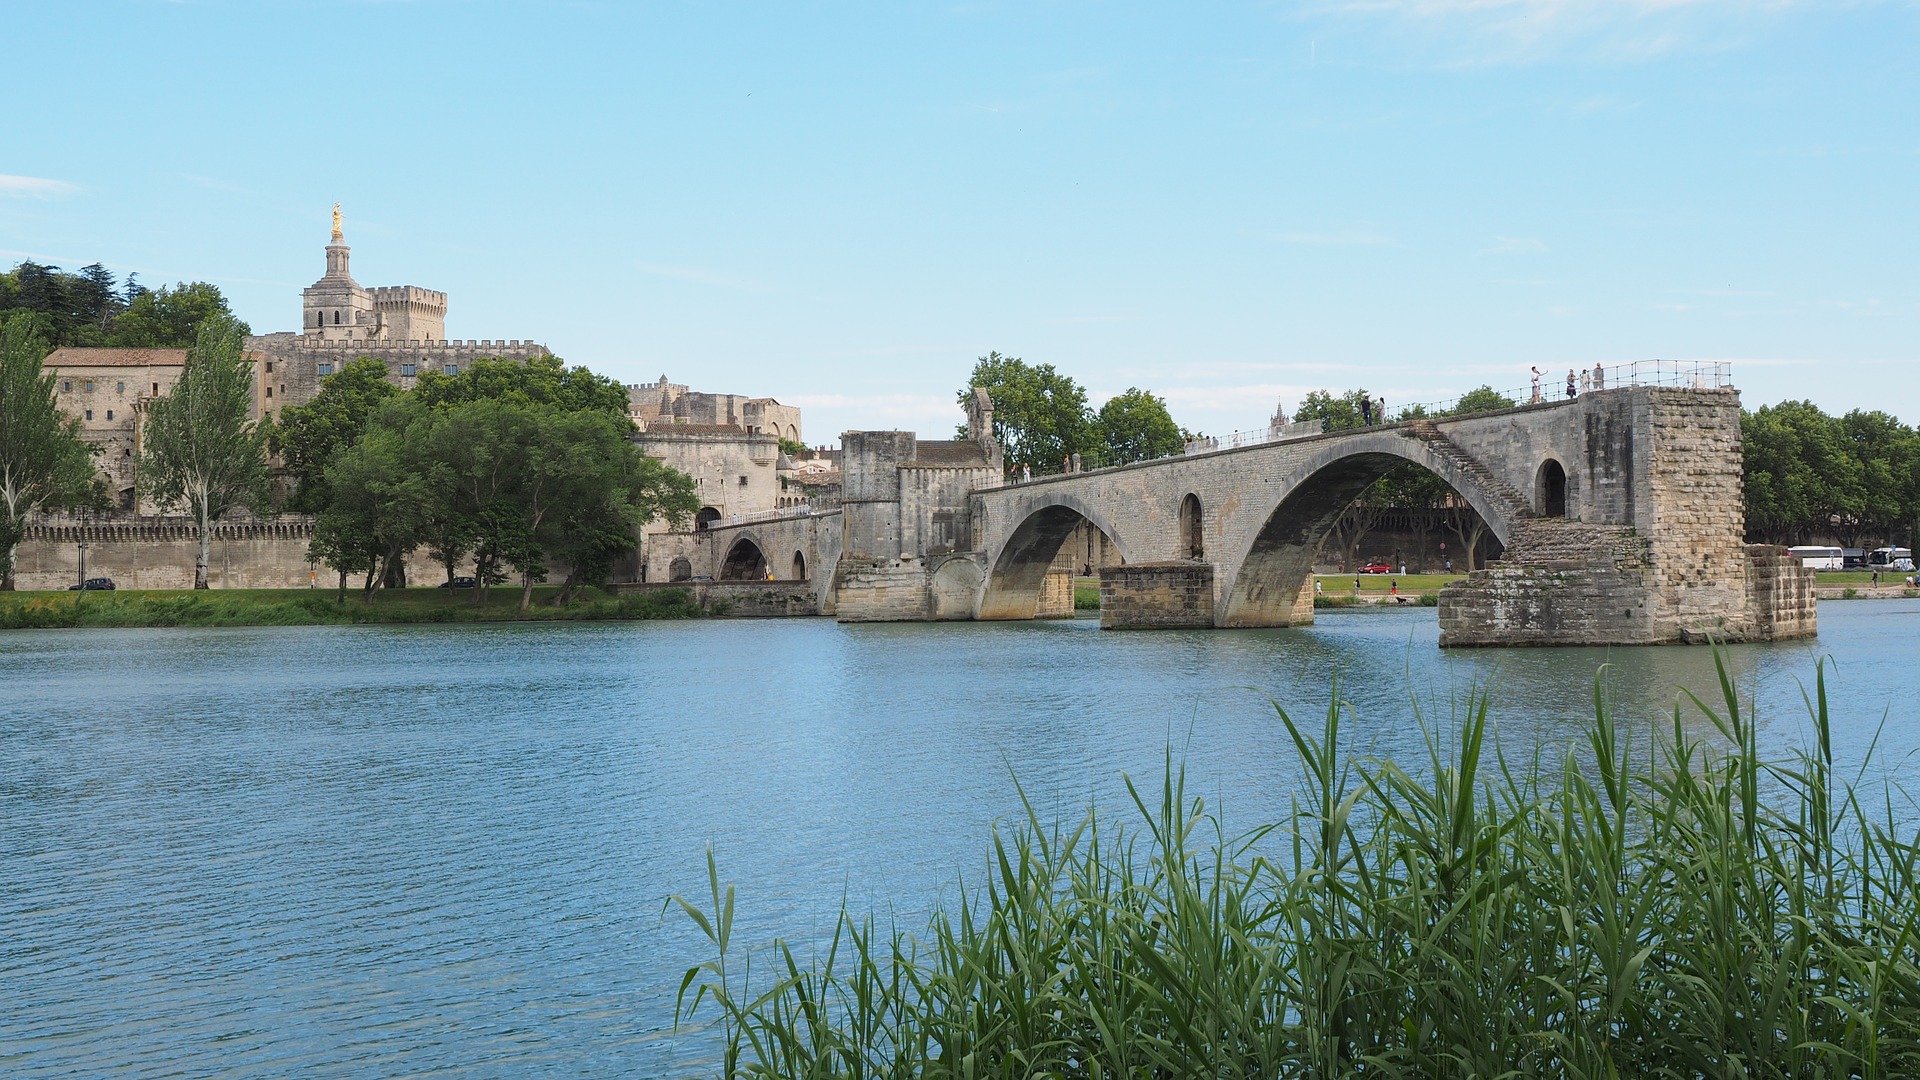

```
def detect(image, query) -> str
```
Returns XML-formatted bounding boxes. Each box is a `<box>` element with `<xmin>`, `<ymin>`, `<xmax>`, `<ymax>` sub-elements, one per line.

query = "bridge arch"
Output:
<box><xmin>791</xmin><ymin>549</ymin><xmax>807</xmax><ymax>581</ymax></box>
<box><xmin>719</xmin><ymin>535</ymin><xmax>770</xmax><ymax>580</ymax></box>
<box><xmin>978</xmin><ymin>492</ymin><xmax>1137</xmax><ymax>620</ymax></box>
<box><xmin>1219</xmin><ymin>431</ymin><xmax>1530</xmax><ymax>628</ymax></box>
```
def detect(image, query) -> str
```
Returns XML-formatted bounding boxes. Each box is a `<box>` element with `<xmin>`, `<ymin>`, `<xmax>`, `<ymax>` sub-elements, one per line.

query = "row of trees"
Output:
<box><xmin>279</xmin><ymin>355</ymin><xmax>698</xmax><ymax>606</ymax></box>
<box><xmin>1744</xmin><ymin>401</ymin><xmax>1920</xmax><ymax>548</ymax></box>
<box><xmin>0</xmin><ymin>261</ymin><xmax>242</xmax><ymax>348</ymax></box>
<box><xmin>957</xmin><ymin>352</ymin><xmax>1185</xmax><ymax>471</ymax></box>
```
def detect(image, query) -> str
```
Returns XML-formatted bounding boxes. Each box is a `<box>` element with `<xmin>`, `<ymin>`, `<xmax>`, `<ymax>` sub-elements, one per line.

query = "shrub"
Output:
<box><xmin>677</xmin><ymin>655</ymin><xmax>1920</xmax><ymax>1077</ymax></box>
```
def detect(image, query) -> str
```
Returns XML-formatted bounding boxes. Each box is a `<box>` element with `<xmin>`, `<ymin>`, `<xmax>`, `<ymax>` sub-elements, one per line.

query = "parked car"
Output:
<box><xmin>67</xmin><ymin>577</ymin><xmax>116</xmax><ymax>591</ymax></box>
<box><xmin>1359</xmin><ymin>562</ymin><xmax>1394</xmax><ymax>575</ymax></box>
<box><xmin>437</xmin><ymin>576</ymin><xmax>477</xmax><ymax>589</ymax></box>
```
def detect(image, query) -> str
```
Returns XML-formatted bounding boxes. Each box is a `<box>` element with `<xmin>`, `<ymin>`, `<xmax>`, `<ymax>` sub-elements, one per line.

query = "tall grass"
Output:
<box><xmin>675</xmin><ymin>654</ymin><xmax>1920</xmax><ymax>1077</ymax></box>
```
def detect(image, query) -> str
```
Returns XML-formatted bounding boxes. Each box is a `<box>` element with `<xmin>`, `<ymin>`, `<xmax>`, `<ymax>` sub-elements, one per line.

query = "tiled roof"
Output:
<box><xmin>43</xmin><ymin>347</ymin><xmax>189</xmax><ymax>368</ymax></box>
<box><xmin>908</xmin><ymin>440</ymin><xmax>989</xmax><ymax>466</ymax></box>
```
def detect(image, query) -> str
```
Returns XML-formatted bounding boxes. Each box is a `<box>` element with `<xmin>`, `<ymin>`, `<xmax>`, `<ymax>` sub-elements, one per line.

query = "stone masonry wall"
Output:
<box><xmin>14</xmin><ymin>520</ymin><xmax>320</xmax><ymax>590</ymax></box>
<box><xmin>1743</xmin><ymin>544</ymin><xmax>1818</xmax><ymax>641</ymax></box>
<box><xmin>834</xmin><ymin>559</ymin><xmax>932</xmax><ymax>622</ymax></box>
<box><xmin>1639</xmin><ymin>388</ymin><xmax>1754</xmax><ymax>638</ymax></box>
<box><xmin>1100</xmin><ymin>563</ymin><xmax>1215</xmax><ymax>629</ymax></box>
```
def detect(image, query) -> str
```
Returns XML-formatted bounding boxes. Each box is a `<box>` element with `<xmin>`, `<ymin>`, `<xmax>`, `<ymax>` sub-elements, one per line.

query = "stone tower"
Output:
<box><xmin>299</xmin><ymin>205</ymin><xmax>447</xmax><ymax>343</ymax></box>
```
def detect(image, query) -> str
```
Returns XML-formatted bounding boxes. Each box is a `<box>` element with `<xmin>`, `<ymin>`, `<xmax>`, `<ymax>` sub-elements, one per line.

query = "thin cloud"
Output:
<box><xmin>1300</xmin><ymin>0</ymin><xmax>1804</xmax><ymax>66</ymax></box>
<box><xmin>0</xmin><ymin>174</ymin><xmax>78</xmax><ymax>198</ymax></box>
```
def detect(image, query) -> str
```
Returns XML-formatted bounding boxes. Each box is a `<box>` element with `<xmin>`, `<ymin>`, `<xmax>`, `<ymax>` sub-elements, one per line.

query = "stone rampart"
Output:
<box><xmin>13</xmin><ymin>519</ymin><xmax>319</xmax><ymax>590</ymax></box>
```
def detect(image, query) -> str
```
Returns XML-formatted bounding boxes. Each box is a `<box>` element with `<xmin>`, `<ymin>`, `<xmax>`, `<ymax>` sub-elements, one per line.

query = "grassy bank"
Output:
<box><xmin>676</xmin><ymin>657</ymin><xmax>1920</xmax><ymax>1077</ymax></box>
<box><xmin>0</xmin><ymin>585</ymin><xmax>703</xmax><ymax>629</ymax></box>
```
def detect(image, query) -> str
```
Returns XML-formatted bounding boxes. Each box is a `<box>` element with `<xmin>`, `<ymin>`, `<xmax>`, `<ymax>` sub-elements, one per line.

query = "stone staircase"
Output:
<box><xmin>1403</xmin><ymin>420</ymin><xmax>1538</xmax><ymax>528</ymax></box>
<box><xmin>1495</xmin><ymin>519</ymin><xmax>1651</xmax><ymax>571</ymax></box>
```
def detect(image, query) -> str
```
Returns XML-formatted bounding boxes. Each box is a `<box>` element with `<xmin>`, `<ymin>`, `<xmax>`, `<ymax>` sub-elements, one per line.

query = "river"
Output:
<box><xmin>4</xmin><ymin>601</ymin><xmax>1916</xmax><ymax>1076</ymax></box>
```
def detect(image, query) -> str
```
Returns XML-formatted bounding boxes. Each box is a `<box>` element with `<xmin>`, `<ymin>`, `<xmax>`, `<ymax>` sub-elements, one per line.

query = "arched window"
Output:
<box><xmin>333</xmin><ymin>310</ymin><xmax>340</xmax><ymax>325</ymax></box>
<box><xmin>1536</xmin><ymin>459</ymin><xmax>1568</xmax><ymax>517</ymax></box>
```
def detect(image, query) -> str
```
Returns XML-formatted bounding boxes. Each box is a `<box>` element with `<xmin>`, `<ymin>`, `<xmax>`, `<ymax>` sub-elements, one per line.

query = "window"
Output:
<box><xmin>151</xmin><ymin>383</ymin><xmax>159</xmax><ymax>396</ymax></box>
<box><xmin>84</xmin><ymin>409</ymin><xmax>93</xmax><ymax>420</ymax></box>
<box><xmin>265</xmin><ymin>361</ymin><xmax>274</xmax><ymax>374</ymax></box>
<box><xmin>62</xmin><ymin>381</ymin><xmax>71</xmax><ymax>392</ymax></box>
<box><xmin>84</xmin><ymin>380</ymin><xmax>94</xmax><ymax>392</ymax></box>
<box><xmin>317</xmin><ymin>362</ymin><xmax>334</xmax><ymax>376</ymax></box>
<box><xmin>116</xmin><ymin>382</ymin><xmax>124</xmax><ymax>393</ymax></box>
<box><xmin>105</xmin><ymin>409</ymin><xmax>114</xmax><ymax>421</ymax></box>
<box><xmin>333</xmin><ymin>310</ymin><xmax>340</xmax><ymax>325</ymax></box>
<box><xmin>264</xmin><ymin>386</ymin><xmax>272</xmax><ymax>399</ymax></box>
<box><xmin>738</xmin><ymin>475</ymin><xmax>749</xmax><ymax>486</ymax></box>
<box><xmin>443</xmin><ymin>363</ymin><xmax>459</xmax><ymax>376</ymax></box>
<box><xmin>401</xmin><ymin>363</ymin><xmax>417</xmax><ymax>377</ymax></box>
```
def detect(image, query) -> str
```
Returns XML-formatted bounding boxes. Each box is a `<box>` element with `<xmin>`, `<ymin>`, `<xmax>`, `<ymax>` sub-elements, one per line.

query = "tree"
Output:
<box><xmin>1293</xmin><ymin>389</ymin><xmax>1369</xmax><ymax>432</ymax></box>
<box><xmin>956</xmin><ymin>352</ymin><xmax>1093</xmax><ymax>473</ymax></box>
<box><xmin>534</xmin><ymin>413</ymin><xmax>699</xmax><ymax>605</ymax></box>
<box><xmin>414</xmin><ymin>353</ymin><xmax>631</xmax><ymax>420</ymax></box>
<box><xmin>135</xmin><ymin>315</ymin><xmax>270</xmax><ymax>588</ymax></box>
<box><xmin>1094</xmin><ymin>388</ymin><xmax>1184</xmax><ymax>465</ymax></box>
<box><xmin>0</xmin><ymin>313</ymin><xmax>98</xmax><ymax>588</ymax></box>
<box><xmin>312</xmin><ymin>400</ymin><xmax>436</xmax><ymax>599</ymax></box>
<box><xmin>272</xmin><ymin>357</ymin><xmax>400</xmax><ymax>512</ymax></box>
<box><xmin>110</xmin><ymin>282</ymin><xmax>245</xmax><ymax>347</ymax></box>
<box><xmin>1449</xmin><ymin>385</ymin><xmax>1519</xmax><ymax>415</ymax></box>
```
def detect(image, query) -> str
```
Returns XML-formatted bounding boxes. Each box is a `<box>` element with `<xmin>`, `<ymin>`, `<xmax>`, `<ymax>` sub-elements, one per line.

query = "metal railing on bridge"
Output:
<box><xmin>1179</xmin><ymin>359</ymin><xmax>1733</xmax><ymax>457</ymax></box>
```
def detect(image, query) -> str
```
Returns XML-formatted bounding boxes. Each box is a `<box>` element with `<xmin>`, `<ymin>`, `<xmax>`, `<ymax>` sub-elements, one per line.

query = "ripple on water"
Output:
<box><xmin>2</xmin><ymin>602</ymin><xmax>1916</xmax><ymax>1075</ymax></box>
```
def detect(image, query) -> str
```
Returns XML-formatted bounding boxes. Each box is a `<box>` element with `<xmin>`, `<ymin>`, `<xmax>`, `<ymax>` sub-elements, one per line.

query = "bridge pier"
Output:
<box><xmin>1099</xmin><ymin>563</ymin><xmax>1215</xmax><ymax>629</ymax></box>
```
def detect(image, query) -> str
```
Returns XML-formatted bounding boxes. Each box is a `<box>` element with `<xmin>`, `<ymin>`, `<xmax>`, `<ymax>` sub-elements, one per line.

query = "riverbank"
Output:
<box><xmin>0</xmin><ymin>585</ymin><xmax>704</xmax><ymax>629</ymax></box>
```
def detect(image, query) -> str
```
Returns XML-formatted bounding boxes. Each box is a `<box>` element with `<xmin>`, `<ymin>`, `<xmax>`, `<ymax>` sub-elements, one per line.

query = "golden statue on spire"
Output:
<box><xmin>331</xmin><ymin>202</ymin><xmax>343</xmax><ymax>243</ymax></box>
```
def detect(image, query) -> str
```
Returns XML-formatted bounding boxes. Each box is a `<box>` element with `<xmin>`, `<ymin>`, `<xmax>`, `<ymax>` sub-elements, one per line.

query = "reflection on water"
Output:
<box><xmin>3</xmin><ymin>601</ymin><xmax>1915</xmax><ymax>1075</ymax></box>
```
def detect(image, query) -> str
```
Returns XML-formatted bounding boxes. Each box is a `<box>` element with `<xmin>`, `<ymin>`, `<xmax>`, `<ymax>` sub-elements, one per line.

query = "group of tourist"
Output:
<box><xmin>1531</xmin><ymin>363</ymin><xmax>1607</xmax><ymax>404</ymax></box>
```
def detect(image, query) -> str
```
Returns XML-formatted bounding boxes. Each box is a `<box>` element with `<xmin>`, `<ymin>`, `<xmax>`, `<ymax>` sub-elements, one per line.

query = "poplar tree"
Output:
<box><xmin>0</xmin><ymin>313</ymin><xmax>97</xmax><ymax>589</ymax></box>
<box><xmin>136</xmin><ymin>314</ymin><xmax>269</xmax><ymax>588</ymax></box>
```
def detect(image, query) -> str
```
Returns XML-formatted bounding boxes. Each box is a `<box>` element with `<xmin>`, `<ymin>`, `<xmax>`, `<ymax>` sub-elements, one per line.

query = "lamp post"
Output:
<box><xmin>76</xmin><ymin>518</ymin><xmax>89</xmax><ymax>591</ymax></box>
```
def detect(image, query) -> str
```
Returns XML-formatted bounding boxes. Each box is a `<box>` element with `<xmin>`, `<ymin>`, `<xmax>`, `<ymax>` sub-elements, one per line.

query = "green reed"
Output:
<box><xmin>674</xmin><ymin>652</ymin><xmax>1920</xmax><ymax>1078</ymax></box>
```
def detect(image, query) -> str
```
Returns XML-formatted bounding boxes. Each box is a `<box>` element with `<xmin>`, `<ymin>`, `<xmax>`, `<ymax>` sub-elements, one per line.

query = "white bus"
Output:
<box><xmin>1787</xmin><ymin>546</ymin><xmax>1845</xmax><ymax>570</ymax></box>
<box><xmin>1867</xmin><ymin>547</ymin><xmax>1914</xmax><ymax>571</ymax></box>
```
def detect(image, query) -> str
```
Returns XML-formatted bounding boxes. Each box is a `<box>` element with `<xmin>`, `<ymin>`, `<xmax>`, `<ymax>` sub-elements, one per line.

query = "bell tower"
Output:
<box><xmin>302</xmin><ymin>203</ymin><xmax>375</xmax><ymax>341</ymax></box>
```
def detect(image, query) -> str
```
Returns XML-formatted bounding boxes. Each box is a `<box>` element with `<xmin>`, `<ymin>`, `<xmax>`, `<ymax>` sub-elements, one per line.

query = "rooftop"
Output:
<box><xmin>43</xmin><ymin>347</ymin><xmax>190</xmax><ymax>368</ymax></box>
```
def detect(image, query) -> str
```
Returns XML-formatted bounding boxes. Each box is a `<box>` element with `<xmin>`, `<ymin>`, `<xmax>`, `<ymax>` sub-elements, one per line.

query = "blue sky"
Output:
<box><xmin>6</xmin><ymin>1</ymin><xmax>1916</xmax><ymax>443</ymax></box>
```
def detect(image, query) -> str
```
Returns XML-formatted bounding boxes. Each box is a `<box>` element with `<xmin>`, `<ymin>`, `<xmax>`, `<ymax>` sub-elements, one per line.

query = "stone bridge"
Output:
<box><xmin>932</xmin><ymin>385</ymin><xmax>1812</xmax><ymax>645</ymax></box>
<box><xmin>673</xmin><ymin>384</ymin><xmax>1813</xmax><ymax>645</ymax></box>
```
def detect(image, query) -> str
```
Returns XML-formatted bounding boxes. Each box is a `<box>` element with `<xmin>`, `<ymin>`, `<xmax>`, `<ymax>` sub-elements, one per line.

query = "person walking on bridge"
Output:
<box><xmin>1530</xmin><ymin>367</ymin><xmax>1544</xmax><ymax>404</ymax></box>
<box><xmin>1360</xmin><ymin>395</ymin><xmax>1374</xmax><ymax>426</ymax></box>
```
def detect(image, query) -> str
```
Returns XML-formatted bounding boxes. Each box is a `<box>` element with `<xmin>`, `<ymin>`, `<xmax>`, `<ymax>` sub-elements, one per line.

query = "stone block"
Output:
<box><xmin>1100</xmin><ymin>562</ymin><xmax>1215</xmax><ymax>629</ymax></box>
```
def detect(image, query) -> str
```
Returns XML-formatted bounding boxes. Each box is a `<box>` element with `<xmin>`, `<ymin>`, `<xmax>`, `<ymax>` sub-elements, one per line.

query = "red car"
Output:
<box><xmin>1359</xmin><ymin>562</ymin><xmax>1394</xmax><ymax>574</ymax></box>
